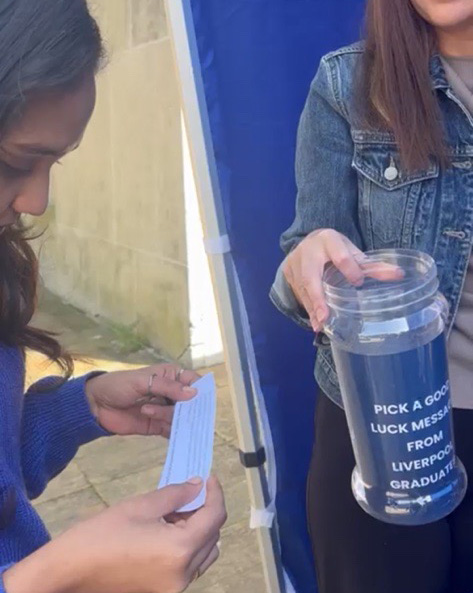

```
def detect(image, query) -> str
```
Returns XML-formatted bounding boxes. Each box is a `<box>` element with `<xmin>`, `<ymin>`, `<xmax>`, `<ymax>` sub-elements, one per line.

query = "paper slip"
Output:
<box><xmin>158</xmin><ymin>373</ymin><xmax>217</xmax><ymax>513</ymax></box>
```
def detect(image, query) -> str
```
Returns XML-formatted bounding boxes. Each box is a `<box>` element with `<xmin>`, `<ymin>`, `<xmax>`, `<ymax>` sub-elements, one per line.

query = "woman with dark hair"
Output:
<box><xmin>271</xmin><ymin>1</ymin><xmax>473</xmax><ymax>592</ymax></box>
<box><xmin>0</xmin><ymin>1</ymin><xmax>226</xmax><ymax>592</ymax></box>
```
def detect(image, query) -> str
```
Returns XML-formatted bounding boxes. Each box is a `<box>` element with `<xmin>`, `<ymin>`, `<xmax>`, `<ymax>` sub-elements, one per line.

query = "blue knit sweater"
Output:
<box><xmin>0</xmin><ymin>346</ymin><xmax>107</xmax><ymax>592</ymax></box>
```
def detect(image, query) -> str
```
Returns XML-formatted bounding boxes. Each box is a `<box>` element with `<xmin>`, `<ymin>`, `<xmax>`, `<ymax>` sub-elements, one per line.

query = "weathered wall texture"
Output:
<box><xmin>37</xmin><ymin>0</ymin><xmax>222</xmax><ymax>365</ymax></box>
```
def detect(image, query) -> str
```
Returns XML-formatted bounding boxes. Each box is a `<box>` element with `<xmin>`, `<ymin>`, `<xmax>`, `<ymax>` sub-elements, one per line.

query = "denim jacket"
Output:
<box><xmin>270</xmin><ymin>42</ymin><xmax>473</xmax><ymax>408</ymax></box>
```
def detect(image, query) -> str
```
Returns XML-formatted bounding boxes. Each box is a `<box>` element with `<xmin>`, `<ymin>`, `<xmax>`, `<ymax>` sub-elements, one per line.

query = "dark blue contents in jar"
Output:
<box><xmin>332</xmin><ymin>333</ymin><xmax>466</xmax><ymax>524</ymax></box>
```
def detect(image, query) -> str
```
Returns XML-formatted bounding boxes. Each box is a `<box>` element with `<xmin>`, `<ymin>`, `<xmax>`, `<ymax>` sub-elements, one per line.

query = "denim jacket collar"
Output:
<box><xmin>430</xmin><ymin>54</ymin><xmax>450</xmax><ymax>90</ymax></box>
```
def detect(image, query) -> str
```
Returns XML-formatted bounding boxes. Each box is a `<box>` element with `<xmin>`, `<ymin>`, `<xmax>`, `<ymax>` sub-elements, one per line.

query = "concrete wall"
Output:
<box><xmin>37</xmin><ymin>0</ymin><xmax>222</xmax><ymax>367</ymax></box>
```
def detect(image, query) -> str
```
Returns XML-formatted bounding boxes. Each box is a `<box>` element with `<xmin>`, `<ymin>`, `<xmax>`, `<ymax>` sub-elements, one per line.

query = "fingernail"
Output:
<box><xmin>141</xmin><ymin>405</ymin><xmax>155</xmax><ymax>415</ymax></box>
<box><xmin>310</xmin><ymin>316</ymin><xmax>320</xmax><ymax>332</ymax></box>
<box><xmin>183</xmin><ymin>386</ymin><xmax>197</xmax><ymax>394</ymax></box>
<box><xmin>395</xmin><ymin>266</ymin><xmax>405</xmax><ymax>278</ymax></box>
<box><xmin>187</xmin><ymin>477</ymin><xmax>203</xmax><ymax>485</ymax></box>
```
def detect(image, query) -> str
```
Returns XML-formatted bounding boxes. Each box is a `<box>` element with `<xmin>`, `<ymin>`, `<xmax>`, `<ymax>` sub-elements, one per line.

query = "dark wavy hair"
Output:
<box><xmin>359</xmin><ymin>0</ymin><xmax>446</xmax><ymax>171</ymax></box>
<box><xmin>0</xmin><ymin>0</ymin><xmax>104</xmax><ymax>376</ymax></box>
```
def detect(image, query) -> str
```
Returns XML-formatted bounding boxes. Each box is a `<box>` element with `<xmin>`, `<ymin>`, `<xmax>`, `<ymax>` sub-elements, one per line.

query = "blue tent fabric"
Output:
<box><xmin>189</xmin><ymin>3</ymin><xmax>365</xmax><ymax>591</ymax></box>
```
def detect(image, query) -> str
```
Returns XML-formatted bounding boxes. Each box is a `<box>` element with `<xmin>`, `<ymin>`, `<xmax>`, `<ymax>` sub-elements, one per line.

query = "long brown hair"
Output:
<box><xmin>360</xmin><ymin>0</ymin><xmax>447</xmax><ymax>170</ymax></box>
<box><xmin>0</xmin><ymin>224</ymin><xmax>74</xmax><ymax>376</ymax></box>
<box><xmin>0</xmin><ymin>0</ymin><xmax>104</xmax><ymax>379</ymax></box>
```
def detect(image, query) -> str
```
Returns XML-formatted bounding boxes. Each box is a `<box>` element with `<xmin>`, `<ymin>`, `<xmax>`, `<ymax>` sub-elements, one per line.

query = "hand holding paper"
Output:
<box><xmin>158</xmin><ymin>373</ymin><xmax>217</xmax><ymax>512</ymax></box>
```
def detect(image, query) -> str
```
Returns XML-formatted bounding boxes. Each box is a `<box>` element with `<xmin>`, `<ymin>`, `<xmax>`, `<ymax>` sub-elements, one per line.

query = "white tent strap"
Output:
<box><xmin>204</xmin><ymin>234</ymin><xmax>231</xmax><ymax>254</ymax></box>
<box><xmin>250</xmin><ymin>504</ymin><xmax>276</xmax><ymax>529</ymax></box>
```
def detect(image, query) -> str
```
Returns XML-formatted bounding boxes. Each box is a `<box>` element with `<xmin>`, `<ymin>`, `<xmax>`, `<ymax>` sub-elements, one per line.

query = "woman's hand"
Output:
<box><xmin>283</xmin><ymin>229</ymin><xmax>403</xmax><ymax>332</ymax></box>
<box><xmin>85</xmin><ymin>363</ymin><xmax>200</xmax><ymax>436</ymax></box>
<box><xmin>4</xmin><ymin>477</ymin><xmax>227</xmax><ymax>593</ymax></box>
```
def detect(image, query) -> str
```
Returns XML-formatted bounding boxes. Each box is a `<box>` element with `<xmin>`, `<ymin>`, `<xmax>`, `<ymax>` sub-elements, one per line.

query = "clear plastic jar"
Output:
<box><xmin>323</xmin><ymin>249</ymin><xmax>467</xmax><ymax>525</ymax></box>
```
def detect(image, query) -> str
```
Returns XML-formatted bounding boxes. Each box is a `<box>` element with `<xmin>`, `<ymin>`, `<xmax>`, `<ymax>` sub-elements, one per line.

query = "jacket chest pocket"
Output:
<box><xmin>352</xmin><ymin>138</ymin><xmax>439</xmax><ymax>249</ymax></box>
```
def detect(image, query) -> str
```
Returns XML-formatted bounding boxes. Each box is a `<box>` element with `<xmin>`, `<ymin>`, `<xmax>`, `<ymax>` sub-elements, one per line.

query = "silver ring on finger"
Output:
<box><xmin>176</xmin><ymin>368</ymin><xmax>185</xmax><ymax>381</ymax></box>
<box><xmin>147</xmin><ymin>373</ymin><xmax>158</xmax><ymax>396</ymax></box>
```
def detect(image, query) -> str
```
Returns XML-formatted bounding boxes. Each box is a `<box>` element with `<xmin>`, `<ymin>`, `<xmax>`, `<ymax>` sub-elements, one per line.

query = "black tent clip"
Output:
<box><xmin>239</xmin><ymin>447</ymin><xmax>266</xmax><ymax>468</ymax></box>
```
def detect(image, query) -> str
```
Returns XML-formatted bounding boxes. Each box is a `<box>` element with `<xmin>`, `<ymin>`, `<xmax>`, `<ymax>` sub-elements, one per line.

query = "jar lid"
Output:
<box><xmin>323</xmin><ymin>249</ymin><xmax>439</xmax><ymax>315</ymax></box>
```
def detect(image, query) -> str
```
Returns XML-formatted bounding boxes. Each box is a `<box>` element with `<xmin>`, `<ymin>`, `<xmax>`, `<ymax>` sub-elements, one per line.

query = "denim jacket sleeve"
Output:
<box><xmin>270</xmin><ymin>55</ymin><xmax>363</xmax><ymax>326</ymax></box>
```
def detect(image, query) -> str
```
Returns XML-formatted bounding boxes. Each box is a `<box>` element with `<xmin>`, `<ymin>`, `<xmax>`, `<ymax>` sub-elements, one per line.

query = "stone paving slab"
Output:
<box><xmin>35</xmin><ymin>487</ymin><xmax>107</xmax><ymax>535</ymax></box>
<box><xmin>35</xmin><ymin>461</ymin><xmax>90</xmax><ymax>504</ymax></box>
<box><xmin>190</xmin><ymin>524</ymin><xmax>263</xmax><ymax>593</ymax></box>
<box><xmin>74</xmin><ymin>434</ymin><xmax>168</xmax><ymax>485</ymax></box>
<box><xmin>30</xmin><ymin>290</ymin><xmax>266</xmax><ymax>592</ymax></box>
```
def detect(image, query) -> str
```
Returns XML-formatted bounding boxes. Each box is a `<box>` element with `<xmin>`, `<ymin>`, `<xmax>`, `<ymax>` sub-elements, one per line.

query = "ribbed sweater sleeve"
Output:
<box><xmin>21</xmin><ymin>374</ymin><xmax>108</xmax><ymax>499</ymax></box>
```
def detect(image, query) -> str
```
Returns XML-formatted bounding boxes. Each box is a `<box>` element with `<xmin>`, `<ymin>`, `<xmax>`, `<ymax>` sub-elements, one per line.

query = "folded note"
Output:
<box><xmin>158</xmin><ymin>373</ymin><xmax>217</xmax><ymax>512</ymax></box>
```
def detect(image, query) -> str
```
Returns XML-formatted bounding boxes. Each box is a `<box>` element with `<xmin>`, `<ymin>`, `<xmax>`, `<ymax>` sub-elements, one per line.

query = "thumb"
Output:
<box><xmin>125</xmin><ymin>479</ymin><xmax>203</xmax><ymax>519</ymax></box>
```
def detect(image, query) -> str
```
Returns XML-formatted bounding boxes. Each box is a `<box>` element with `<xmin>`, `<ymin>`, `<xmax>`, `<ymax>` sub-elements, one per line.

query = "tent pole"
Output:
<box><xmin>165</xmin><ymin>2</ymin><xmax>286</xmax><ymax>592</ymax></box>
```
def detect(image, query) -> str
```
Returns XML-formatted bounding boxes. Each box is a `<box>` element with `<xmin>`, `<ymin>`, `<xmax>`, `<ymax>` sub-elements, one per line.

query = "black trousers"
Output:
<box><xmin>307</xmin><ymin>393</ymin><xmax>473</xmax><ymax>593</ymax></box>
